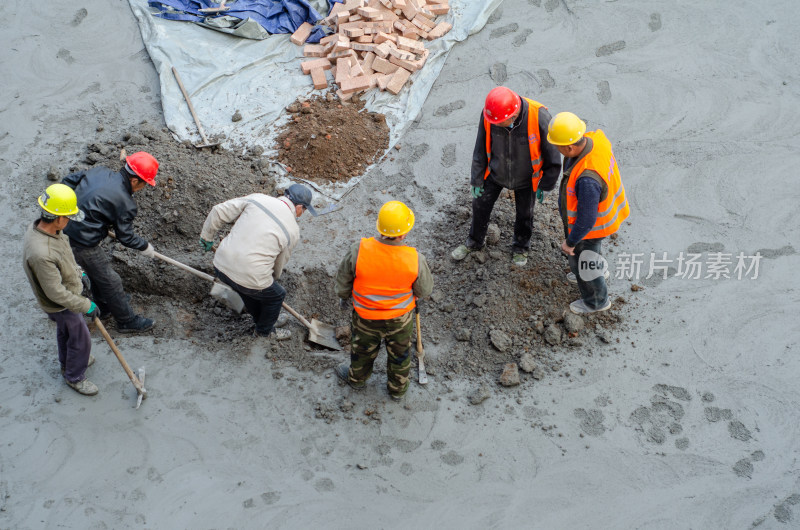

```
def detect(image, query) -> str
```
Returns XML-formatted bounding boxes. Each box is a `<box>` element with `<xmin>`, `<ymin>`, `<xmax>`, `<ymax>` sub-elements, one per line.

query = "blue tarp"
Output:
<box><xmin>148</xmin><ymin>0</ymin><xmax>329</xmax><ymax>42</ymax></box>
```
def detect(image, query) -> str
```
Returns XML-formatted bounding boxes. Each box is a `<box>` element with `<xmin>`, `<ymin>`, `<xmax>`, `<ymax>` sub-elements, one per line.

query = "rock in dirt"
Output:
<box><xmin>563</xmin><ymin>313</ymin><xmax>584</xmax><ymax>334</ymax></box>
<box><xmin>543</xmin><ymin>324</ymin><xmax>562</xmax><ymax>345</ymax></box>
<box><xmin>46</xmin><ymin>166</ymin><xmax>60</xmax><ymax>181</ymax></box>
<box><xmin>519</xmin><ymin>353</ymin><xmax>537</xmax><ymax>373</ymax></box>
<box><xmin>532</xmin><ymin>366</ymin><xmax>545</xmax><ymax>380</ymax></box>
<box><xmin>454</xmin><ymin>328</ymin><xmax>472</xmax><ymax>342</ymax></box>
<box><xmin>499</xmin><ymin>363</ymin><xmax>520</xmax><ymax>387</ymax></box>
<box><xmin>468</xmin><ymin>384</ymin><xmax>491</xmax><ymax>405</ymax></box>
<box><xmin>286</xmin><ymin>102</ymin><xmax>301</xmax><ymax>113</ymax></box>
<box><xmin>231</xmin><ymin>110</ymin><xmax>243</xmax><ymax>122</ymax></box>
<box><xmin>486</xmin><ymin>223</ymin><xmax>501</xmax><ymax>245</ymax></box>
<box><xmin>489</xmin><ymin>329</ymin><xmax>512</xmax><ymax>352</ymax></box>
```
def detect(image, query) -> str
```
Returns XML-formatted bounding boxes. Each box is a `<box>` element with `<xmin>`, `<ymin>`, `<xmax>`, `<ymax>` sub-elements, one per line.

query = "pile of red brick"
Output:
<box><xmin>290</xmin><ymin>0</ymin><xmax>452</xmax><ymax>100</ymax></box>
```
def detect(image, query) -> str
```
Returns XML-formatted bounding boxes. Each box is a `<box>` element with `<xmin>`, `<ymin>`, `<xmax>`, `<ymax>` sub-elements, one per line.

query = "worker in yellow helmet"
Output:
<box><xmin>334</xmin><ymin>201</ymin><xmax>433</xmax><ymax>401</ymax></box>
<box><xmin>22</xmin><ymin>184</ymin><xmax>101</xmax><ymax>396</ymax></box>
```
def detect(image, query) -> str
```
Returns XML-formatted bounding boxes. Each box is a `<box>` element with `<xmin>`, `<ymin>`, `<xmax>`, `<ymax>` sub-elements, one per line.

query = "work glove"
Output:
<box><xmin>536</xmin><ymin>189</ymin><xmax>544</xmax><ymax>204</ymax></box>
<box><xmin>140</xmin><ymin>243</ymin><xmax>156</xmax><ymax>258</ymax></box>
<box><xmin>339</xmin><ymin>298</ymin><xmax>350</xmax><ymax>310</ymax></box>
<box><xmin>200</xmin><ymin>238</ymin><xmax>214</xmax><ymax>252</ymax></box>
<box><xmin>86</xmin><ymin>301</ymin><xmax>101</xmax><ymax>320</ymax></box>
<box><xmin>81</xmin><ymin>272</ymin><xmax>91</xmax><ymax>294</ymax></box>
<box><xmin>470</xmin><ymin>185</ymin><xmax>484</xmax><ymax>199</ymax></box>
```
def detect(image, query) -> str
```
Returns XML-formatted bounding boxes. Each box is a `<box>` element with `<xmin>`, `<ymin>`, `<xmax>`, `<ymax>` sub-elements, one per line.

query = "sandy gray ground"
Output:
<box><xmin>2</xmin><ymin>0</ymin><xmax>800</xmax><ymax>528</ymax></box>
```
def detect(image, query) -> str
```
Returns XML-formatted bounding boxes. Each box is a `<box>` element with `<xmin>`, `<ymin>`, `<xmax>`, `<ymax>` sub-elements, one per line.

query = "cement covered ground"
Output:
<box><xmin>1</xmin><ymin>0</ymin><xmax>799</xmax><ymax>528</ymax></box>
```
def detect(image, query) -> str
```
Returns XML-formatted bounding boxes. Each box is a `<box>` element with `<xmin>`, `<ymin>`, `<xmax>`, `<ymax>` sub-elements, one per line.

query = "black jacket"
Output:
<box><xmin>62</xmin><ymin>167</ymin><xmax>148</xmax><ymax>250</ymax></box>
<box><xmin>470</xmin><ymin>98</ymin><xmax>561</xmax><ymax>192</ymax></box>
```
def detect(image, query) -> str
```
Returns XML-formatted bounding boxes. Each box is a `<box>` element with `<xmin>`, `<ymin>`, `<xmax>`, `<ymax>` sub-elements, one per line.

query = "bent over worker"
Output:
<box><xmin>334</xmin><ymin>201</ymin><xmax>433</xmax><ymax>401</ymax></box>
<box><xmin>547</xmin><ymin>111</ymin><xmax>630</xmax><ymax>314</ymax></box>
<box><xmin>451</xmin><ymin>86</ymin><xmax>561</xmax><ymax>266</ymax></box>
<box><xmin>23</xmin><ymin>184</ymin><xmax>100</xmax><ymax>396</ymax></box>
<box><xmin>63</xmin><ymin>151</ymin><xmax>158</xmax><ymax>333</ymax></box>
<box><xmin>200</xmin><ymin>184</ymin><xmax>317</xmax><ymax>339</ymax></box>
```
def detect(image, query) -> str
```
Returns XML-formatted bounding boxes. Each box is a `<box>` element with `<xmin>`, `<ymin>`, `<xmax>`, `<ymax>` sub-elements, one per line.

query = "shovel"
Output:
<box><xmin>414</xmin><ymin>304</ymin><xmax>428</xmax><ymax>384</ymax></box>
<box><xmin>153</xmin><ymin>251</ymin><xmax>244</xmax><ymax>313</ymax></box>
<box><xmin>281</xmin><ymin>302</ymin><xmax>341</xmax><ymax>350</ymax></box>
<box><xmin>94</xmin><ymin>318</ymin><xmax>147</xmax><ymax>408</ymax></box>
<box><xmin>172</xmin><ymin>66</ymin><xmax>220</xmax><ymax>148</ymax></box>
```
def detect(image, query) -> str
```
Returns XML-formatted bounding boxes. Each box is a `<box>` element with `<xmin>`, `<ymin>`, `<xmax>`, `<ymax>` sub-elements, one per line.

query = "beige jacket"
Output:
<box><xmin>200</xmin><ymin>194</ymin><xmax>300</xmax><ymax>290</ymax></box>
<box><xmin>23</xmin><ymin>221</ymin><xmax>91</xmax><ymax>314</ymax></box>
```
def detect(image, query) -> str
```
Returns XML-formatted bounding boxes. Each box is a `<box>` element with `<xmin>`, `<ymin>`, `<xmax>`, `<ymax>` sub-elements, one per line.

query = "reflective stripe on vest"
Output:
<box><xmin>483</xmin><ymin>98</ymin><xmax>545</xmax><ymax>190</ymax></box>
<box><xmin>565</xmin><ymin>130</ymin><xmax>630</xmax><ymax>239</ymax></box>
<box><xmin>352</xmin><ymin>237</ymin><xmax>419</xmax><ymax>320</ymax></box>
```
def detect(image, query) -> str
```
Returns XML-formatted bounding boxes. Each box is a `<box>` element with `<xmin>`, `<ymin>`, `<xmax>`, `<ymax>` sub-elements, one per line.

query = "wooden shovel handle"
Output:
<box><xmin>153</xmin><ymin>251</ymin><xmax>215</xmax><ymax>282</ymax></box>
<box><xmin>171</xmin><ymin>67</ymin><xmax>211</xmax><ymax>145</ymax></box>
<box><xmin>281</xmin><ymin>302</ymin><xmax>313</xmax><ymax>329</ymax></box>
<box><xmin>94</xmin><ymin>318</ymin><xmax>145</xmax><ymax>394</ymax></box>
<box><xmin>415</xmin><ymin>304</ymin><xmax>424</xmax><ymax>358</ymax></box>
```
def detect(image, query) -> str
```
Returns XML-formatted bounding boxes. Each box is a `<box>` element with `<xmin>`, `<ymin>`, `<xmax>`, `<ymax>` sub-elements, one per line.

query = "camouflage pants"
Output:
<box><xmin>348</xmin><ymin>310</ymin><xmax>414</xmax><ymax>397</ymax></box>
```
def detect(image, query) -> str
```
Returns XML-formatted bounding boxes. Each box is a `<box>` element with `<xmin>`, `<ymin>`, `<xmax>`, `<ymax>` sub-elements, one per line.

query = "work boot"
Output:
<box><xmin>512</xmin><ymin>253</ymin><xmax>528</xmax><ymax>267</ymax></box>
<box><xmin>273</xmin><ymin>329</ymin><xmax>291</xmax><ymax>341</ymax></box>
<box><xmin>569</xmin><ymin>299</ymin><xmax>611</xmax><ymax>315</ymax></box>
<box><xmin>451</xmin><ymin>244</ymin><xmax>477</xmax><ymax>261</ymax></box>
<box><xmin>65</xmin><ymin>378</ymin><xmax>99</xmax><ymax>396</ymax></box>
<box><xmin>117</xmin><ymin>316</ymin><xmax>154</xmax><ymax>334</ymax></box>
<box><xmin>61</xmin><ymin>354</ymin><xmax>95</xmax><ymax>375</ymax></box>
<box><xmin>567</xmin><ymin>269</ymin><xmax>610</xmax><ymax>284</ymax></box>
<box><xmin>335</xmin><ymin>363</ymin><xmax>366</xmax><ymax>390</ymax></box>
<box><xmin>274</xmin><ymin>312</ymin><xmax>290</xmax><ymax>328</ymax></box>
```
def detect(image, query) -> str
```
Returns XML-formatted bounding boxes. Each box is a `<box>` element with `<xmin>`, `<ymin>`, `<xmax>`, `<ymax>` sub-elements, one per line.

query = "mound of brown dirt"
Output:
<box><xmin>274</xmin><ymin>94</ymin><xmax>389</xmax><ymax>183</ymax></box>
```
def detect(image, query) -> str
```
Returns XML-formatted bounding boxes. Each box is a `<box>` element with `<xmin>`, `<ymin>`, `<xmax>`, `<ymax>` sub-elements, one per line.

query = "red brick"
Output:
<box><xmin>396</xmin><ymin>35</ymin><xmax>425</xmax><ymax>54</ymax></box>
<box><xmin>371</xmin><ymin>56</ymin><xmax>400</xmax><ymax>74</ymax></box>
<box><xmin>357</xmin><ymin>6</ymin><xmax>380</xmax><ymax>18</ymax></box>
<box><xmin>393</xmin><ymin>0</ymin><xmax>407</xmax><ymax>7</ymax></box>
<box><xmin>377</xmin><ymin>73</ymin><xmax>392</xmax><ymax>91</ymax></box>
<box><xmin>336</xmin><ymin>88</ymin><xmax>354</xmax><ymax>101</ymax></box>
<box><xmin>343</xmin><ymin>26</ymin><xmax>364</xmax><ymax>38</ymax></box>
<box><xmin>427</xmin><ymin>21</ymin><xmax>452</xmax><ymax>39</ymax></box>
<box><xmin>340</xmin><ymin>75</ymin><xmax>371</xmax><ymax>93</ymax></box>
<box><xmin>388</xmin><ymin>46</ymin><xmax>415</xmax><ymax>61</ymax></box>
<box><xmin>355</xmin><ymin>35</ymin><xmax>374</xmax><ymax>43</ymax></box>
<box><xmin>413</xmin><ymin>14</ymin><xmax>436</xmax><ymax>29</ymax></box>
<box><xmin>350</xmin><ymin>61</ymin><xmax>365</xmax><ymax>77</ymax></box>
<box><xmin>352</xmin><ymin>42</ymin><xmax>376</xmax><ymax>52</ymax></box>
<box><xmin>310</xmin><ymin>68</ymin><xmax>328</xmax><ymax>90</ymax></box>
<box><xmin>386</xmin><ymin>67</ymin><xmax>411</xmax><ymax>94</ymax></box>
<box><xmin>302</xmin><ymin>44</ymin><xmax>325</xmax><ymax>57</ymax></box>
<box><xmin>374</xmin><ymin>31</ymin><xmax>397</xmax><ymax>44</ymax></box>
<box><xmin>335</xmin><ymin>57</ymin><xmax>351</xmax><ymax>83</ymax></box>
<box><xmin>374</xmin><ymin>42</ymin><xmax>392</xmax><ymax>58</ymax></box>
<box><xmin>427</xmin><ymin>4</ymin><xmax>450</xmax><ymax>15</ymax></box>
<box><xmin>290</xmin><ymin>22</ymin><xmax>313</xmax><ymax>46</ymax></box>
<box><xmin>320</xmin><ymin>34</ymin><xmax>338</xmax><ymax>45</ymax></box>
<box><xmin>362</xmin><ymin>51</ymin><xmax>377</xmax><ymax>73</ymax></box>
<box><xmin>301</xmin><ymin>58</ymin><xmax>332</xmax><ymax>74</ymax></box>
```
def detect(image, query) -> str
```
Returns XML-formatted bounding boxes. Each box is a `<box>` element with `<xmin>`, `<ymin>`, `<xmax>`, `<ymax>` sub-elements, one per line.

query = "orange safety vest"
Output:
<box><xmin>565</xmin><ymin>130</ymin><xmax>630</xmax><ymax>239</ymax></box>
<box><xmin>484</xmin><ymin>98</ymin><xmax>546</xmax><ymax>190</ymax></box>
<box><xmin>352</xmin><ymin>237</ymin><xmax>419</xmax><ymax>320</ymax></box>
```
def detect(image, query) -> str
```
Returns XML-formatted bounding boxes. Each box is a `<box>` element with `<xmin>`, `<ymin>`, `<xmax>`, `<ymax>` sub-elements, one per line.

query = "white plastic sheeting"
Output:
<box><xmin>127</xmin><ymin>0</ymin><xmax>501</xmax><ymax>197</ymax></box>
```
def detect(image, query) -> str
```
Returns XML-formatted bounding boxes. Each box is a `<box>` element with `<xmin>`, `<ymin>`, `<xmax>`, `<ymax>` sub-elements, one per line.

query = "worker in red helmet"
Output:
<box><xmin>62</xmin><ymin>152</ymin><xmax>158</xmax><ymax>333</ymax></box>
<box><xmin>451</xmin><ymin>87</ymin><xmax>561</xmax><ymax>267</ymax></box>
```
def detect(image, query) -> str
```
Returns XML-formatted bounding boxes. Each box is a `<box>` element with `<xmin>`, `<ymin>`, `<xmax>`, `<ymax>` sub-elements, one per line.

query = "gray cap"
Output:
<box><xmin>284</xmin><ymin>184</ymin><xmax>317</xmax><ymax>216</ymax></box>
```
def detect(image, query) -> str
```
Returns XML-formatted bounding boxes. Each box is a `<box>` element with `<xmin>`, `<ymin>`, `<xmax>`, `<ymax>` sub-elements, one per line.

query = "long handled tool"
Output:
<box><xmin>172</xmin><ymin>66</ymin><xmax>219</xmax><ymax>148</ymax></box>
<box><xmin>415</xmin><ymin>304</ymin><xmax>428</xmax><ymax>384</ymax></box>
<box><xmin>94</xmin><ymin>318</ymin><xmax>147</xmax><ymax>408</ymax></box>
<box><xmin>281</xmin><ymin>302</ymin><xmax>341</xmax><ymax>350</ymax></box>
<box><xmin>153</xmin><ymin>251</ymin><xmax>244</xmax><ymax>313</ymax></box>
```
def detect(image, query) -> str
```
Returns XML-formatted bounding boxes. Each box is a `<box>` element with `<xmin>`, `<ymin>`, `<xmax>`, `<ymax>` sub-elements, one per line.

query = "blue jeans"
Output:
<box><xmin>47</xmin><ymin>310</ymin><xmax>92</xmax><ymax>383</ymax></box>
<box><xmin>467</xmin><ymin>178</ymin><xmax>535</xmax><ymax>253</ymax></box>
<box><xmin>215</xmin><ymin>268</ymin><xmax>286</xmax><ymax>335</ymax></box>
<box><xmin>70</xmin><ymin>243</ymin><xmax>136</xmax><ymax>325</ymax></box>
<box><xmin>568</xmin><ymin>238</ymin><xmax>608</xmax><ymax>309</ymax></box>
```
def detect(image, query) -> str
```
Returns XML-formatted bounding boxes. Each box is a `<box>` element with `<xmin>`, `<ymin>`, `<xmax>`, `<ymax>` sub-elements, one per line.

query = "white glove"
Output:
<box><xmin>141</xmin><ymin>243</ymin><xmax>156</xmax><ymax>258</ymax></box>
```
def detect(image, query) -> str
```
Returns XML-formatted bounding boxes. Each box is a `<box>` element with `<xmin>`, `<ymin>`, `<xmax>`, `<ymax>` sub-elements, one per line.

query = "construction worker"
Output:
<box><xmin>334</xmin><ymin>201</ymin><xmax>433</xmax><ymax>401</ymax></box>
<box><xmin>547</xmin><ymin>111</ymin><xmax>630</xmax><ymax>314</ymax></box>
<box><xmin>451</xmin><ymin>86</ymin><xmax>561</xmax><ymax>266</ymax></box>
<box><xmin>23</xmin><ymin>184</ymin><xmax>101</xmax><ymax>395</ymax></box>
<box><xmin>62</xmin><ymin>152</ymin><xmax>158</xmax><ymax>333</ymax></box>
<box><xmin>200</xmin><ymin>184</ymin><xmax>317</xmax><ymax>339</ymax></box>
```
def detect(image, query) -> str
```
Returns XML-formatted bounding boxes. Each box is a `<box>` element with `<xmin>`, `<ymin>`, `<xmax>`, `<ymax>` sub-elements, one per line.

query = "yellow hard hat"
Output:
<box><xmin>547</xmin><ymin>112</ymin><xmax>587</xmax><ymax>146</ymax></box>
<box><xmin>38</xmin><ymin>183</ymin><xmax>85</xmax><ymax>221</ymax></box>
<box><xmin>376</xmin><ymin>201</ymin><xmax>415</xmax><ymax>237</ymax></box>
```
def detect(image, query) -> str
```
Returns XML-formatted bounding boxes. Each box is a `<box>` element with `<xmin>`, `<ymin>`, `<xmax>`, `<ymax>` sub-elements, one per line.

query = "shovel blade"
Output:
<box><xmin>307</xmin><ymin>318</ymin><xmax>342</xmax><ymax>351</ymax></box>
<box><xmin>210</xmin><ymin>282</ymin><xmax>245</xmax><ymax>314</ymax></box>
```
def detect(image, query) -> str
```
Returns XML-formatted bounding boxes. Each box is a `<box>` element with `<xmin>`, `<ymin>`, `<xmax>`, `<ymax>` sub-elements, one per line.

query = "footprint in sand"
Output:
<box><xmin>630</xmin><ymin>384</ymin><xmax>689</xmax><ymax>446</ymax></box>
<box><xmin>512</xmin><ymin>29</ymin><xmax>533</xmax><ymax>48</ymax></box>
<box><xmin>314</xmin><ymin>478</ymin><xmax>335</xmax><ymax>492</ymax></box>
<box><xmin>71</xmin><ymin>8</ymin><xmax>88</xmax><ymax>27</ymax></box>
<box><xmin>597</xmin><ymin>81</ymin><xmax>612</xmax><ymax>105</ymax></box>
<box><xmin>441</xmin><ymin>450</ymin><xmax>464</xmax><ymax>466</ymax></box>
<box><xmin>595</xmin><ymin>41</ymin><xmax>626</xmax><ymax>57</ymax></box>
<box><xmin>434</xmin><ymin>100</ymin><xmax>465</xmax><ymax>117</ymax></box>
<box><xmin>649</xmin><ymin>13</ymin><xmax>662</xmax><ymax>32</ymax></box>
<box><xmin>490</xmin><ymin>24</ymin><xmax>519</xmax><ymax>39</ymax></box>
<box><xmin>441</xmin><ymin>144</ymin><xmax>457</xmax><ymax>168</ymax></box>
<box><xmin>574</xmin><ymin>408</ymin><xmax>606</xmax><ymax>436</ymax></box>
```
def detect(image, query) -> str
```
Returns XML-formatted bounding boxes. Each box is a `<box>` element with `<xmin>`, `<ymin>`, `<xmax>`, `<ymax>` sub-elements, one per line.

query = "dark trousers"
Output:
<box><xmin>47</xmin><ymin>310</ymin><xmax>92</xmax><ymax>383</ymax></box>
<box><xmin>215</xmin><ymin>268</ymin><xmax>286</xmax><ymax>335</ymax></box>
<box><xmin>71</xmin><ymin>244</ymin><xmax>136</xmax><ymax>325</ymax></box>
<box><xmin>568</xmin><ymin>238</ymin><xmax>609</xmax><ymax>309</ymax></box>
<box><xmin>349</xmin><ymin>310</ymin><xmax>413</xmax><ymax>397</ymax></box>
<box><xmin>467</xmin><ymin>178</ymin><xmax>535</xmax><ymax>253</ymax></box>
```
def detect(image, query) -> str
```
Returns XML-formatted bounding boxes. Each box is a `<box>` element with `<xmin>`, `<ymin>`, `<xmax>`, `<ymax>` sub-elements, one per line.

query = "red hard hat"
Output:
<box><xmin>125</xmin><ymin>152</ymin><xmax>158</xmax><ymax>186</ymax></box>
<box><xmin>483</xmin><ymin>87</ymin><xmax>520</xmax><ymax>125</ymax></box>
